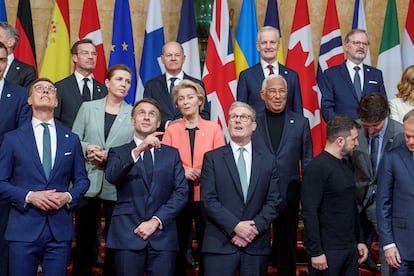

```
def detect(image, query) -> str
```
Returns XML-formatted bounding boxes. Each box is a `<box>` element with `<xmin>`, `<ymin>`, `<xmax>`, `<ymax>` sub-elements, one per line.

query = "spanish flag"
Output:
<box><xmin>39</xmin><ymin>0</ymin><xmax>70</xmax><ymax>82</ymax></box>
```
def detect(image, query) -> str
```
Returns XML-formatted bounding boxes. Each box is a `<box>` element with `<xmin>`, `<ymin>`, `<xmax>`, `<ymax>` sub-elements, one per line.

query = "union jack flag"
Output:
<box><xmin>202</xmin><ymin>0</ymin><xmax>236</xmax><ymax>141</ymax></box>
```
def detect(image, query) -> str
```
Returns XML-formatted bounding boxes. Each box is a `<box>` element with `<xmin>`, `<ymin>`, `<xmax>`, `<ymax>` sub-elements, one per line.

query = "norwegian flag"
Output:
<box><xmin>316</xmin><ymin>0</ymin><xmax>344</xmax><ymax>150</ymax></box>
<box><xmin>79</xmin><ymin>0</ymin><xmax>107</xmax><ymax>83</ymax></box>
<box><xmin>202</xmin><ymin>0</ymin><xmax>236</xmax><ymax>141</ymax></box>
<box><xmin>286</xmin><ymin>0</ymin><xmax>324</xmax><ymax>155</ymax></box>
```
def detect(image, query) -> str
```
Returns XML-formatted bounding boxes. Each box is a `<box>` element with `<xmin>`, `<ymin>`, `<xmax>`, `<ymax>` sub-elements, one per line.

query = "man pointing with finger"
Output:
<box><xmin>105</xmin><ymin>97</ymin><xmax>188</xmax><ymax>276</ymax></box>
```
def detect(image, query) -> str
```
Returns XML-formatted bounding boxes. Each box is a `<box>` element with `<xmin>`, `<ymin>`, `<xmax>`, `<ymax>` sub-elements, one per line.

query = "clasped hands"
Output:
<box><xmin>231</xmin><ymin>220</ymin><xmax>258</xmax><ymax>248</ymax></box>
<box><xmin>86</xmin><ymin>144</ymin><xmax>108</xmax><ymax>164</ymax></box>
<box><xmin>27</xmin><ymin>189</ymin><xmax>71</xmax><ymax>211</ymax></box>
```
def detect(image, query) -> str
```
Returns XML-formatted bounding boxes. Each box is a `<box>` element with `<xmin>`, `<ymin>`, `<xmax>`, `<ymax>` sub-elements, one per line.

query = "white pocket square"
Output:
<box><xmin>64</xmin><ymin>152</ymin><xmax>72</xmax><ymax>156</ymax></box>
<box><xmin>368</xmin><ymin>80</ymin><xmax>378</xmax><ymax>84</ymax></box>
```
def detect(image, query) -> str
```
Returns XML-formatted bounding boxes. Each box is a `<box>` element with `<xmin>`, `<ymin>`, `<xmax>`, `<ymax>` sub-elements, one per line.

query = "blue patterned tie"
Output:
<box><xmin>353</xmin><ymin>66</ymin><xmax>362</xmax><ymax>100</ymax></box>
<box><xmin>237</xmin><ymin>147</ymin><xmax>248</xmax><ymax>202</ymax></box>
<box><xmin>41</xmin><ymin>123</ymin><xmax>52</xmax><ymax>178</ymax></box>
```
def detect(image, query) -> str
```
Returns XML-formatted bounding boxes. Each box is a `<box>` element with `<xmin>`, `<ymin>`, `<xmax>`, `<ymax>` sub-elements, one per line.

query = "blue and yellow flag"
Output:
<box><xmin>234</xmin><ymin>0</ymin><xmax>259</xmax><ymax>78</ymax></box>
<box><xmin>108</xmin><ymin>0</ymin><xmax>137</xmax><ymax>104</ymax></box>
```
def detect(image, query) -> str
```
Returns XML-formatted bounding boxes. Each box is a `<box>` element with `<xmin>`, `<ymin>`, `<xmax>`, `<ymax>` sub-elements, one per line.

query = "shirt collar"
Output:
<box><xmin>32</xmin><ymin>117</ymin><xmax>55</xmax><ymax>128</ymax></box>
<box><xmin>166</xmin><ymin>71</ymin><xmax>184</xmax><ymax>82</ymax></box>
<box><xmin>230</xmin><ymin>140</ymin><xmax>252</xmax><ymax>154</ymax></box>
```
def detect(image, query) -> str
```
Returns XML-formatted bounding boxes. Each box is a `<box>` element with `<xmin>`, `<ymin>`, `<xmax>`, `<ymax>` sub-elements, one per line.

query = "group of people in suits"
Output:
<box><xmin>2</xmin><ymin>17</ymin><xmax>414</xmax><ymax>276</ymax></box>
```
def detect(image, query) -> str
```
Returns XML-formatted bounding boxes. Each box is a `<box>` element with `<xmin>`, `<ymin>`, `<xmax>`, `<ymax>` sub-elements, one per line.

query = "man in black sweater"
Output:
<box><xmin>301</xmin><ymin>115</ymin><xmax>368</xmax><ymax>275</ymax></box>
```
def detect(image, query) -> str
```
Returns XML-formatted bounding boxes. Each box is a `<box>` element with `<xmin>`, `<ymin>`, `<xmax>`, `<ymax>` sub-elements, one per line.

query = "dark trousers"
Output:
<box><xmin>175</xmin><ymin>201</ymin><xmax>205</xmax><ymax>276</ymax></box>
<box><xmin>271</xmin><ymin>202</ymin><xmax>299</xmax><ymax>276</ymax></box>
<box><xmin>204</xmin><ymin>251</ymin><xmax>269</xmax><ymax>276</ymax></box>
<box><xmin>308</xmin><ymin>247</ymin><xmax>359</xmax><ymax>276</ymax></box>
<box><xmin>0</xmin><ymin>201</ymin><xmax>9</xmax><ymax>276</ymax></box>
<box><xmin>9</xmin><ymin>224</ymin><xmax>71</xmax><ymax>276</ymax></box>
<box><xmin>72</xmin><ymin>197</ymin><xmax>115</xmax><ymax>276</ymax></box>
<box><xmin>394</xmin><ymin>260</ymin><xmax>414</xmax><ymax>275</ymax></box>
<box><xmin>114</xmin><ymin>245</ymin><xmax>176</xmax><ymax>276</ymax></box>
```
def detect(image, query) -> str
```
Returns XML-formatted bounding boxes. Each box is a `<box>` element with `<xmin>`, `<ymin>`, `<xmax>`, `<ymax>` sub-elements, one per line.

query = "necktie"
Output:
<box><xmin>267</xmin><ymin>64</ymin><xmax>274</xmax><ymax>76</ymax></box>
<box><xmin>237</xmin><ymin>147</ymin><xmax>248</xmax><ymax>202</ymax></box>
<box><xmin>143</xmin><ymin>150</ymin><xmax>153</xmax><ymax>184</ymax></box>
<box><xmin>353</xmin><ymin>67</ymin><xmax>362</xmax><ymax>100</ymax></box>
<box><xmin>370</xmin><ymin>136</ymin><xmax>379</xmax><ymax>174</ymax></box>
<box><xmin>41</xmin><ymin>123</ymin><xmax>52</xmax><ymax>178</ymax></box>
<box><xmin>82</xmin><ymin>78</ymin><xmax>91</xmax><ymax>101</ymax></box>
<box><xmin>169</xmin><ymin>77</ymin><xmax>177</xmax><ymax>107</ymax></box>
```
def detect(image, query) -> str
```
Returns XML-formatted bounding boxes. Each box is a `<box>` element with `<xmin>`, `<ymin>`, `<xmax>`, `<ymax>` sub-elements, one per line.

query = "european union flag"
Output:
<box><xmin>108</xmin><ymin>0</ymin><xmax>137</xmax><ymax>104</ymax></box>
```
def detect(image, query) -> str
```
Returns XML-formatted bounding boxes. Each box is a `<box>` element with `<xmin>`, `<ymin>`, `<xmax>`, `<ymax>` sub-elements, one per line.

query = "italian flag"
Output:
<box><xmin>377</xmin><ymin>0</ymin><xmax>402</xmax><ymax>99</ymax></box>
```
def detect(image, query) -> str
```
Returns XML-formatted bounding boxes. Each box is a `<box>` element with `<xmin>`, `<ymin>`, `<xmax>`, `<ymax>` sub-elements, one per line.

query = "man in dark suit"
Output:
<box><xmin>0</xmin><ymin>41</ymin><xmax>31</xmax><ymax>276</ymax></box>
<box><xmin>200</xmin><ymin>101</ymin><xmax>282</xmax><ymax>276</ymax></box>
<box><xmin>376</xmin><ymin>109</ymin><xmax>414</xmax><ymax>275</ymax></box>
<box><xmin>144</xmin><ymin>41</ymin><xmax>210</xmax><ymax>131</ymax></box>
<box><xmin>320</xmin><ymin>29</ymin><xmax>386</xmax><ymax>121</ymax></box>
<box><xmin>54</xmin><ymin>39</ymin><xmax>107</xmax><ymax>129</ymax></box>
<box><xmin>0</xmin><ymin>78</ymin><xmax>89</xmax><ymax>275</ymax></box>
<box><xmin>302</xmin><ymin>115</ymin><xmax>368</xmax><ymax>275</ymax></box>
<box><xmin>0</xmin><ymin>22</ymin><xmax>36</xmax><ymax>87</ymax></box>
<box><xmin>253</xmin><ymin>74</ymin><xmax>313</xmax><ymax>276</ymax></box>
<box><xmin>105</xmin><ymin>97</ymin><xmax>188</xmax><ymax>276</ymax></box>
<box><xmin>237</xmin><ymin>26</ymin><xmax>302</xmax><ymax>114</ymax></box>
<box><xmin>352</xmin><ymin>92</ymin><xmax>404</xmax><ymax>274</ymax></box>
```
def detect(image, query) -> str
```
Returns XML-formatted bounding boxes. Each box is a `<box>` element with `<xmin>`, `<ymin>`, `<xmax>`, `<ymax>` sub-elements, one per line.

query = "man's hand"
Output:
<box><xmin>385</xmin><ymin>246</ymin><xmax>401</xmax><ymax>269</ymax></box>
<box><xmin>134</xmin><ymin>218</ymin><xmax>160</xmax><ymax>240</ymax></box>
<box><xmin>231</xmin><ymin>234</ymin><xmax>249</xmax><ymax>247</ymax></box>
<box><xmin>357</xmin><ymin>243</ymin><xmax>369</xmax><ymax>264</ymax></box>
<box><xmin>311</xmin><ymin>254</ymin><xmax>328</xmax><ymax>271</ymax></box>
<box><xmin>233</xmin><ymin>220</ymin><xmax>258</xmax><ymax>244</ymax></box>
<box><xmin>132</xmin><ymin>131</ymin><xmax>164</xmax><ymax>159</ymax></box>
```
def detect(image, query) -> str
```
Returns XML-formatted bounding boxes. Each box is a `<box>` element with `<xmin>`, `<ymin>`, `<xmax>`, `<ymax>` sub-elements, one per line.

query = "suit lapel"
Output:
<box><xmin>339</xmin><ymin>63</ymin><xmax>359</xmax><ymax>101</ymax></box>
<box><xmin>105</xmin><ymin>102</ymin><xmax>130</xmax><ymax>145</ymax></box>
<box><xmin>223</xmin><ymin>145</ymin><xmax>245</xmax><ymax>202</ymax></box>
<box><xmin>92</xmin><ymin>99</ymin><xmax>106</xmax><ymax>147</ymax></box>
<box><xmin>17</xmin><ymin>124</ymin><xmax>46</xmax><ymax>178</ymax></box>
<box><xmin>400</xmin><ymin>147</ymin><xmax>414</xmax><ymax>180</ymax></box>
<box><xmin>92</xmin><ymin>79</ymin><xmax>106</xmax><ymax>100</ymax></box>
<box><xmin>246</xmin><ymin>147</ymin><xmax>262</xmax><ymax>203</ymax></box>
<box><xmin>49</xmin><ymin>126</ymin><xmax>70</xmax><ymax>180</ymax></box>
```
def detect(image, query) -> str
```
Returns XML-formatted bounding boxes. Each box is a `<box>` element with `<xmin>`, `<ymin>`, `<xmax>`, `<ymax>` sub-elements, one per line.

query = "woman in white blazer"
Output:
<box><xmin>390</xmin><ymin>65</ymin><xmax>414</xmax><ymax>123</ymax></box>
<box><xmin>71</xmin><ymin>64</ymin><xmax>135</xmax><ymax>275</ymax></box>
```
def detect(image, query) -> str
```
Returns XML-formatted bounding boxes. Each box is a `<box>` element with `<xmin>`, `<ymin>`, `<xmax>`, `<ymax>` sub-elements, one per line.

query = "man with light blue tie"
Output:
<box><xmin>0</xmin><ymin>78</ymin><xmax>89</xmax><ymax>275</ymax></box>
<box><xmin>319</xmin><ymin>29</ymin><xmax>386</xmax><ymax>121</ymax></box>
<box><xmin>201</xmin><ymin>102</ymin><xmax>282</xmax><ymax>276</ymax></box>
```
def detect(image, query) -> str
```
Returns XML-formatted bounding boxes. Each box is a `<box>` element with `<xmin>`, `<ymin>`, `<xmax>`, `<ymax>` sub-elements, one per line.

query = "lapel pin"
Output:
<box><xmin>290</xmin><ymin>119</ymin><xmax>294</xmax><ymax>124</ymax></box>
<box><xmin>65</xmin><ymin>134</ymin><xmax>69</xmax><ymax>138</ymax></box>
<box><xmin>16</xmin><ymin>66</ymin><xmax>20</xmax><ymax>70</ymax></box>
<box><xmin>6</xmin><ymin>93</ymin><xmax>11</xmax><ymax>98</ymax></box>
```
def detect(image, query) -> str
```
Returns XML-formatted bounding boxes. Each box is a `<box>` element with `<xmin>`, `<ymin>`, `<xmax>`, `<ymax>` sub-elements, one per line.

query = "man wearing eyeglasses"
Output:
<box><xmin>0</xmin><ymin>78</ymin><xmax>89</xmax><ymax>275</ymax></box>
<box><xmin>0</xmin><ymin>40</ymin><xmax>31</xmax><ymax>276</ymax></box>
<box><xmin>319</xmin><ymin>29</ymin><xmax>386</xmax><ymax>122</ymax></box>
<box><xmin>54</xmin><ymin>39</ymin><xmax>107</xmax><ymax>129</ymax></box>
<box><xmin>144</xmin><ymin>41</ymin><xmax>209</xmax><ymax>131</ymax></box>
<box><xmin>201</xmin><ymin>101</ymin><xmax>282</xmax><ymax>275</ymax></box>
<box><xmin>253</xmin><ymin>74</ymin><xmax>313</xmax><ymax>276</ymax></box>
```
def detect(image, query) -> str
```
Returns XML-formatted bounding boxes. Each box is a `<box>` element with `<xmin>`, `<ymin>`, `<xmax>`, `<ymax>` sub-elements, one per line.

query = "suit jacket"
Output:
<box><xmin>54</xmin><ymin>73</ymin><xmax>107</xmax><ymax>129</ymax></box>
<box><xmin>376</xmin><ymin>145</ymin><xmax>414</xmax><ymax>260</ymax></box>
<box><xmin>162</xmin><ymin>118</ymin><xmax>225</xmax><ymax>201</ymax></box>
<box><xmin>237</xmin><ymin>63</ymin><xmax>303</xmax><ymax>114</ymax></box>
<box><xmin>389</xmin><ymin>97</ymin><xmax>414</xmax><ymax>124</ymax></box>
<box><xmin>0</xmin><ymin>122</ymin><xmax>89</xmax><ymax>242</ymax></box>
<box><xmin>352</xmin><ymin>118</ymin><xmax>404</xmax><ymax>209</ymax></box>
<box><xmin>72</xmin><ymin>97</ymin><xmax>134</xmax><ymax>200</ymax></box>
<box><xmin>200</xmin><ymin>143</ymin><xmax>282</xmax><ymax>255</ymax></box>
<box><xmin>143</xmin><ymin>73</ymin><xmax>210</xmax><ymax>130</ymax></box>
<box><xmin>0</xmin><ymin>80</ymin><xmax>31</xmax><ymax>145</ymax></box>
<box><xmin>105</xmin><ymin>142</ymin><xmax>188</xmax><ymax>251</ymax></box>
<box><xmin>253</xmin><ymin>110</ymin><xmax>313</xmax><ymax>207</ymax></box>
<box><xmin>5</xmin><ymin>58</ymin><xmax>36</xmax><ymax>88</ymax></box>
<box><xmin>320</xmin><ymin>62</ymin><xmax>386</xmax><ymax>121</ymax></box>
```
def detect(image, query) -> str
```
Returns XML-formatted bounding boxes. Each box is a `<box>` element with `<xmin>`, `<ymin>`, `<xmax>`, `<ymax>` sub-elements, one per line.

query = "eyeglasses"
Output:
<box><xmin>33</xmin><ymin>85</ymin><xmax>57</xmax><ymax>94</ymax></box>
<box><xmin>349</xmin><ymin>41</ymin><xmax>369</xmax><ymax>47</ymax></box>
<box><xmin>229</xmin><ymin>114</ymin><xmax>251</xmax><ymax>122</ymax></box>
<box><xmin>77</xmin><ymin>51</ymin><xmax>98</xmax><ymax>57</ymax></box>
<box><xmin>163</xmin><ymin>53</ymin><xmax>183</xmax><ymax>59</ymax></box>
<box><xmin>265</xmin><ymin>88</ymin><xmax>287</xmax><ymax>96</ymax></box>
<box><xmin>135</xmin><ymin>110</ymin><xmax>158</xmax><ymax>119</ymax></box>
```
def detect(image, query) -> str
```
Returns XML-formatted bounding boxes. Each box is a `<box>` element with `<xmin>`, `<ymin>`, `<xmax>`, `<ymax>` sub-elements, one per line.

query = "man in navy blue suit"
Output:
<box><xmin>0</xmin><ymin>78</ymin><xmax>89</xmax><ymax>276</ymax></box>
<box><xmin>253</xmin><ymin>74</ymin><xmax>313</xmax><ymax>276</ymax></box>
<box><xmin>105</xmin><ymin>98</ymin><xmax>188</xmax><ymax>276</ymax></box>
<box><xmin>201</xmin><ymin>101</ymin><xmax>282</xmax><ymax>276</ymax></box>
<box><xmin>319</xmin><ymin>29</ymin><xmax>386</xmax><ymax>121</ymax></box>
<box><xmin>237</xmin><ymin>26</ymin><xmax>303</xmax><ymax>114</ymax></box>
<box><xmin>376</xmin><ymin>109</ymin><xmax>414</xmax><ymax>275</ymax></box>
<box><xmin>0</xmin><ymin>40</ymin><xmax>31</xmax><ymax>276</ymax></box>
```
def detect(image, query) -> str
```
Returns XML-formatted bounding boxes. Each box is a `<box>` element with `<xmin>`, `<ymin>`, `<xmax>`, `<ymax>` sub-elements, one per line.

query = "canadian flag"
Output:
<box><xmin>286</xmin><ymin>0</ymin><xmax>324</xmax><ymax>155</ymax></box>
<box><xmin>78</xmin><ymin>0</ymin><xmax>106</xmax><ymax>83</ymax></box>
